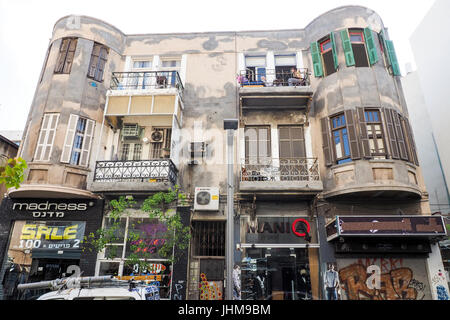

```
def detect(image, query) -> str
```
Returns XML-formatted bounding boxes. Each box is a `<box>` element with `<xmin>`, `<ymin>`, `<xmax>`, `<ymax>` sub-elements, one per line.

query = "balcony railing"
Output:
<box><xmin>238</xmin><ymin>68</ymin><xmax>310</xmax><ymax>87</ymax></box>
<box><xmin>94</xmin><ymin>159</ymin><xmax>178</xmax><ymax>185</ymax></box>
<box><xmin>111</xmin><ymin>71</ymin><xmax>184</xmax><ymax>96</ymax></box>
<box><xmin>241</xmin><ymin>157</ymin><xmax>319</xmax><ymax>182</ymax></box>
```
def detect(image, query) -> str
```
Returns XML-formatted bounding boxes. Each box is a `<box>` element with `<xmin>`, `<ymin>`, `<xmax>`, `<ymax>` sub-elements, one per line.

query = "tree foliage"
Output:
<box><xmin>0</xmin><ymin>157</ymin><xmax>27</xmax><ymax>189</ymax></box>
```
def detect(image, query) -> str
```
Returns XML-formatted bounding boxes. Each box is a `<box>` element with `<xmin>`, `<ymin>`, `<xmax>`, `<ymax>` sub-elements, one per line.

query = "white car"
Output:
<box><xmin>37</xmin><ymin>285</ymin><xmax>160</xmax><ymax>300</ymax></box>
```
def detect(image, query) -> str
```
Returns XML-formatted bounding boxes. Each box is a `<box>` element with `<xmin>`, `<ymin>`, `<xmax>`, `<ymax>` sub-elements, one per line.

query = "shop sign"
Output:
<box><xmin>244</xmin><ymin>217</ymin><xmax>313</xmax><ymax>244</ymax></box>
<box><xmin>326</xmin><ymin>216</ymin><xmax>447</xmax><ymax>241</ymax></box>
<box><xmin>14</xmin><ymin>221</ymin><xmax>86</xmax><ymax>250</ymax></box>
<box><xmin>8</xmin><ymin>199</ymin><xmax>97</xmax><ymax>218</ymax></box>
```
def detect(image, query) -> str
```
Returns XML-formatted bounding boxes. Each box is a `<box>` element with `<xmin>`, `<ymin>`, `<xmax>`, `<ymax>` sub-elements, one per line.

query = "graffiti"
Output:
<box><xmin>173</xmin><ymin>282</ymin><xmax>184</xmax><ymax>300</ymax></box>
<box><xmin>365</xmin><ymin>265</ymin><xmax>381</xmax><ymax>290</ymax></box>
<box><xmin>409</xmin><ymin>279</ymin><xmax>426</xmax><ymax>300</ymax></box>
<box><xmin>339</xmin><ymin>264</ymin><xmax>419</xmax><ymax>300</ymax></box>
<box><xmin>436</xmin><ymin>285</ymin><xmax>450</xmax><ymax>300</ymax></box>
<box><xmin>199</xmin><ymin>273</ymin><xmax>223</xmax><ymax>300</ymax></box>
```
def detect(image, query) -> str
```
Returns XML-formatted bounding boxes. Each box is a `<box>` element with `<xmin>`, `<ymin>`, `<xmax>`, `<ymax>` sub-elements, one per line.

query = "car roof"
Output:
<box><xmin>38</xmin><ymin>287</ymin><xmax>144</xmax><ymax>300</ymax></box>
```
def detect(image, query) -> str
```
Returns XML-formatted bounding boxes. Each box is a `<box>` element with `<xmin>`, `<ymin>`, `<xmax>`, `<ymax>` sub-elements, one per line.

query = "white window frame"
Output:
<box><xmin>60</xmin><ymin>114</ymin><xmax>95</xmax><ymax>167</ymax></box>
<box><xmin>34</xmin><ymin>113</ymin><xmax>60</xmax><ymax>162</ymax></box>
<box><xmin>95</xmin><ymin>213</ymin><xmax>173</xmax><ymax>299</ymax></box>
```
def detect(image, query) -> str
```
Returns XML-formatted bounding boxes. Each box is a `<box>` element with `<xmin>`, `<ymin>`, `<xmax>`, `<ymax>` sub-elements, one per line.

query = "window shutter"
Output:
<box><xmin>344</xmin><ymin>110</ymin><xmax>361</xmax><ymax>160</ymax></box>
<box><xmin>403</xmin><ymin>118</ymin><xmax>419</xmax><ymax>165</ymax></box>
<box><xmin>385</xmin><ymin>40</ymin><xmax>401</xmax><ymax>76</ymax></box>
<box><xmin>357</xmin><ymin>107</ymin><xmax>371</xmax><ymax>158</ymax></box>
<box><xmin>79</xmin><ymin>119</ymin><xmax>95</xmax><ymax>167</ymax></box>
<box><xmin>34</xmin><ymin>113</ymin><xmax>59</xmax><ymax>161</ymax></box>
<box><xmin>330</xmin><ymin>32</ymin><xmax>339</xmax><ymax>70</ymax></box>
<box><xmin>310</xmin><ymin>42</ymin><xmax>324</xmax><ymax>77</ymax></box>
<box><xmin>63</xmin><ymin>38</ymin><xmax>77</xmax><ymax>74</ymax></box>
<box><xmin>55</xmin><ymin>39</ymin><xmax>69</xmax><ymax>73</ymax></box>
<box><xmin>61</xmin><ymin>114</ymin><xmax>78</xmax><ymax>163</ymax></box>
<box><xmin>379</xmin><ymin>30</ymin><xmax>391</xmax><ymax>65</ymax></box>
<box><xmin>340</xmin><ymin>29</ymin><xmax>355</xmax><ymax>67</ymax></box>
<box><xmin>320</xmin><ymin>117</ymin><xmax>333</xmax><ymax>166</ymax></box>
<box><xmin>364</xmin><ymin>28</ymin><xmax>378</xmax><ymax>65</ymax></box>
<box><xmin>383</xmin><ymin>108</ymin><xmax>399</xmax><ymax>159</ymax></box>
<box><xmin>392</xmin><ymin>111</ymin><xmax>408</xmax><ymax>160</ymax></box>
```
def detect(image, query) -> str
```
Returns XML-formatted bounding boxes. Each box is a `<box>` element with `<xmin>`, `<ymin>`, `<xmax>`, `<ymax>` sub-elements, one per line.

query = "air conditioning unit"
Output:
<box><xmin>194</xmin><ymin>187</ymin><xmax>219</xmax><ymax>211</ymax></box>
<box><xmin>121</xmin><ymin>124</ymin><xmax>141</xmax><ymax>140</ymax></box>
<box><xmin>150</xmin><ymin>130</ymin><xmax>164</xmax><ymax>143</ymax></box>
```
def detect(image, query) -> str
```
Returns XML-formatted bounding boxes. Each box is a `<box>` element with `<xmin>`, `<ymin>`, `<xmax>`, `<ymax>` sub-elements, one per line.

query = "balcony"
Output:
<box><xmin>238</xmin><ymin>69</ymin><xmax>313</xmax><ymax>110</ymax></box>
<box><xmin>238</xmin><ymin>68</ymin><xmax>310</xmax><ymax>88</ymax></box>
<box><xmin>109</xmin><ymin>71</ymin><xmax>184</xmax><ymax>100</ymax></box>
<box><xmin>239</xmin><ymin>157</ymin><xmax>323</xmax><ymax>196</ymax></box>
<box><xmin>89</xmin><ymin>159</ymin><xmax>178</xmax><ymax>194</ymax></box>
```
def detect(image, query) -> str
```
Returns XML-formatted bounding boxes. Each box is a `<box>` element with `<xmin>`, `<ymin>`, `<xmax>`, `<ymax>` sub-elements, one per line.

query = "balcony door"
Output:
<box><xmin>278</xmin><ymin>126</ymin><xmax>307</xmax><ymax>181</ymax></box>
<box><xmin>244</xmin><ymin>126</ymin><xmax>271</xmax><ymax>181</ymax></box>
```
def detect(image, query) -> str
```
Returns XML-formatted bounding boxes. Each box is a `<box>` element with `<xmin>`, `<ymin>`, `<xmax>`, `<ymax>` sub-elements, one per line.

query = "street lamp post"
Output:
<box><xmin>224</xmin><ymin>119</ymin><xmax>238</xmax><ymax>300</ymax></box>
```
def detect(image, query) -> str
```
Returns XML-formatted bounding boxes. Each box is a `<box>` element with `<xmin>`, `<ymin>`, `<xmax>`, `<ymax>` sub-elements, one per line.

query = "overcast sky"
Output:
<box><xmin>0</xmin><ymin>0</ymin><xmax>436</xmax><ymax>131</ymax></box>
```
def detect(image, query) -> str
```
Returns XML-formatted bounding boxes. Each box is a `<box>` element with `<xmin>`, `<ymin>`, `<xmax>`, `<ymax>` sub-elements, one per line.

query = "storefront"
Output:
<box><xmin>94</xmin><ymin>204</ymin><xmax>190</xmax><ymax>300</ymax></box>
<box><xmin>325</xmin><ymin>215</ymin><xmax>449</xmax><ymax>300</ymax></box>
<box><xmin>0</xmin><ymin>198</ymin><xmax>103</xmax><ymax>300</ymax></box>
<box><xmin>239</xmin><ymin>215</ymin><xmax>320</xmax><ymax>300</ymax></box>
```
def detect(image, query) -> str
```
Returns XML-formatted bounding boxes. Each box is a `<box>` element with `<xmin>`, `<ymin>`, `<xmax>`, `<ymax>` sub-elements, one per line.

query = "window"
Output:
<box><xmin>244</xmin><ymin>126</ymin><xmax>271</xmax><ymax>164</ymax></box>
<box><xmin>364</xmin><ymin>110</ymin><xmax>386</xmax><ymax>159</ymax></box>
<box><xmin>320</xmin><ymin>37</ymin><xmax>337</xmax><ymax>76</ymax></box>
<box><xmin>61</xmin><ymin>114</ymin><xmax>95</xmax><ymax>167</ymax></box>
<box><xmin>34</xmin><ymin>113</ymin><xmax>59</xmax><ymax>161</ymax></box>
<box><xmin>331</xmin><ymin>114</ymin><xmax>351</xmax><ymax>164</ymax></box>
<box><xmin>349</xmin><ymin>30</ymin><xmax>369</xmax><ymax>67</ymax></box>
<box><xmin>160</xmin><ymin>60</ymin><xmax>180</xmax><ymax>69</ymax></box>
<box><xmin>274</xmin><ymin>54</ymin><xmax>297</xmax><ymax>85</ymax></box>
<box><xmin>55</xmin><ymin>38</ymin><xmax>77</xmax><ymax>74</ymax></box>
<box><xmin>310</xmin><ymin>33</ymin><xmax>338</xmax><ymax>78</ymax></box>
<box><xmin>97</xmin><ymin>216</ymin><xmax>173</xmax><ymax>299</ymax></box>
<box><xmin>88</xmin><ymin>43</ymin><xmax>109</xmax><ymax>82</ymax></box>
<box><xmin>120</xmin><ymin>143</ymin><xmax>142</xmax><ymax>161</ymax></box>
<box><xmin>192</xmin><ymin>221</ymin><xmax>225</xmax><ymax>257</ymax></box>
<box><xmin>245</xmin><ymin>56</ymin><xmax>266</xmax><ymax>83</ymax></box>
<box><xmin>133</xmin><ymin>60</ymin><xmax>152</xmax><ymax>69</ymax></box>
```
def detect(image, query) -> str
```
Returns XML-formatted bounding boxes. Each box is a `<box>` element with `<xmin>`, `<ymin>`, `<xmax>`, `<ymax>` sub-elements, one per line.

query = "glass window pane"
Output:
<box><xmin>342</xmin><ymin>129</ymin><xmax>350</xmax><ymax>156</ymax></box>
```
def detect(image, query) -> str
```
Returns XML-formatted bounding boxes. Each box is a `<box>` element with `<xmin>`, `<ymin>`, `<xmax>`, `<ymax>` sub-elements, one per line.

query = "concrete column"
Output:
<box><xmin>426</xmin><ymin>243</ymin><xmax>450</xmax><ymax>300</ymax></box>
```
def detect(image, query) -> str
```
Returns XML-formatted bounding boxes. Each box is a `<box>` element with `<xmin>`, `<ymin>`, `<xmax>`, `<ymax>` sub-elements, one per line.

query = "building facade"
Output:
<box><xmin>0</xmin><ymin>5</ymin><xmax>448</xmax><ymax>300</ymax></box>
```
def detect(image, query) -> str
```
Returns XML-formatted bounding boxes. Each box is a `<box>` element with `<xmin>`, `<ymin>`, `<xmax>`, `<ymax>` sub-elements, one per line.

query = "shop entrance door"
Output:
<box><xmin>241</xmin><ymin>248</ymin><xmax>311</xmax><ymax>300</ymax></box>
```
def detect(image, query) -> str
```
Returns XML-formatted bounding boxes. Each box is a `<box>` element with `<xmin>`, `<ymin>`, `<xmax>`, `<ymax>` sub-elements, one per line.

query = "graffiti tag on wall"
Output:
<box><xmin>199</xmin><ymin>273</ymin><xmax>223</xmax><ymax>300</ymax></box>
<box><xmin>338</xmin><ymin>258</ymin><xmax>429</xmax><ymax>300</ymax></box>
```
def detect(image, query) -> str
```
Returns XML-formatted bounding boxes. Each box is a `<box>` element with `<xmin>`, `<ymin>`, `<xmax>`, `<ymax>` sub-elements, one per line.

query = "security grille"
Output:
<box><xmin>192</xmin><ymin>221</ymin><xmax>225</xmax><ymax>257</ymax></box>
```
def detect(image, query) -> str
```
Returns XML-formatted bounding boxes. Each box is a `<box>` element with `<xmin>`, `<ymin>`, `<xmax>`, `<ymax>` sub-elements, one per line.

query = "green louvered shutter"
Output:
<box><xmin>310</xmin><ymin>42</ymin><xmax>324</xmax><ymax>77</ymax></box>
<box><xmin>385</xmin><ymin>40</ymin><xmax>401</xmax><ymax>76</ymax></box>
<box><xmin>340</xmin><ymin>29</ymin><xmax>355</xmax><ymax>66</ymax></box>
<box><xmin>379</xmin><ymin>29</ymin><xmax>391</xmax><ymax>65</ymax></box>
<box><xmin>364</xmin><ymin>28</ymin><xmax>378</xmax><ymax>65</ymax></box>
<box><xmin>330</xmin><ymin>32</ymin><xmax>339</xmax><ymax>70</ymax></box>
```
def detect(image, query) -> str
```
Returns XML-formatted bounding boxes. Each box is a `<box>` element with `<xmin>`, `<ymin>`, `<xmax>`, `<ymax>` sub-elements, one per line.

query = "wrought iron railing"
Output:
<box><xmin>110</xmin><ymin>71</ymin><xmax>184</xmax><ymax>97</ymax></box>
<box><xmin>238</xmin><ymin>68</ymin><xmax>310</xmax><ymax>87</ymax></box>
<box><xmin>94</xmin><ymin>159</ymin><xmax>178</xmax><ymax>185</ymax></box>
<box><xmin>241</xmin><ymin>157</ymin><xmax>319</xmax><ymax>182</ymax></box>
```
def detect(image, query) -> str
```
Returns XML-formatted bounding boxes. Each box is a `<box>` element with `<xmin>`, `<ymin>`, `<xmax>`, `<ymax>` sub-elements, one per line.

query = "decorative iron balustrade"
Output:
<box><xmin>94</xmin><ymin>159</ymin><xmax>178</xmax><ymax>185</ymax></box>
<box><xmin>238</xmin><ymin>68</ymin><xmax>310</xmax><ymax>87</ymax></box>
<box><xmin>241</xmin><ymin>157</ymin><xmax>319</xmax><ymax>182</ymax></box>
<box><xmin>110</xmin><ymin>71</ymin><xmax>184</xmax><ymax>97</ymax></box>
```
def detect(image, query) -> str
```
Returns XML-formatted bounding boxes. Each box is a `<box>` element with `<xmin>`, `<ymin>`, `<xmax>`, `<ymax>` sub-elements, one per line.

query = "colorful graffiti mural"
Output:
<box><xmin>199</xmin><ymin>273</ymin><xmax>223</xmax><ymax>300</ymax></box>
<box><xmin>338</xmin><ymin>258</ymin><xmax>431</xmax><ymax>300</ymax></box>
